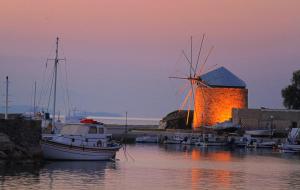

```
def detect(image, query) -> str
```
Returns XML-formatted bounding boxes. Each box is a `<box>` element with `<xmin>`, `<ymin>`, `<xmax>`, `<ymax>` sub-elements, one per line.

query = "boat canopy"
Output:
<box><xmin>60</xmin><ymin>124</ymin><xmax>104</xmax><ymax>135</ymax></box>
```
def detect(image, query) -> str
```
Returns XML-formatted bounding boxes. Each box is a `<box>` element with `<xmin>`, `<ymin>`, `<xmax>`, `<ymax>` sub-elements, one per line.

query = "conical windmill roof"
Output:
<box><xmin>200</xmin><ymin>67</ymin><xmax>246</xmax><ymax>88</ymax></box>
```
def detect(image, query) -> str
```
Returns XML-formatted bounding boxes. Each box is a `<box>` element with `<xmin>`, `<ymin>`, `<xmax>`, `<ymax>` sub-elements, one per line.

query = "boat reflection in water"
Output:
<box><xmin>1</xmin><ymin>144</ymin><xmax>300</xmax><ymax>189</ymax></box>
<box><xmin>41</xmin><ymin>161</ymin><xmax>116</xmax><ymax>189</ymax></box>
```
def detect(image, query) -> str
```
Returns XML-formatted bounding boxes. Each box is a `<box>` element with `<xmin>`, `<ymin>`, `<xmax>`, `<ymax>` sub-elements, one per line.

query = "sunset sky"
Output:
<box><xmin>0</xmin><ymin>0</ymin><xmax>300</xmax><ymax>117</ymax></box>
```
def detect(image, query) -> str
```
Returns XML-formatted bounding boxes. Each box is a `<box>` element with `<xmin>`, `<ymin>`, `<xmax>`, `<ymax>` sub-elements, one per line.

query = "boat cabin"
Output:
<box><xmin>60</xmin><ymin>123</ymin><xmax>108</xmax><ymax>136</ymax></box>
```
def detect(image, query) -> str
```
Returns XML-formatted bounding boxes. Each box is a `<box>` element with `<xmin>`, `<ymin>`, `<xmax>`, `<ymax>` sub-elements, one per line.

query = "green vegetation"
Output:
<box><xmin>282</xmin><ymin>70</ymin><xmax>300</xmax><ymax>109</ymax></box>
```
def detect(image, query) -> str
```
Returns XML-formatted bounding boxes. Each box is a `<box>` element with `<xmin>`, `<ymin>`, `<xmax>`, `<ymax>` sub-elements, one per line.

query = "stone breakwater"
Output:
<box><xmin>0</xmin><ymin>118</ymin><xmax>41</xmax><ymax>163</ymax></box>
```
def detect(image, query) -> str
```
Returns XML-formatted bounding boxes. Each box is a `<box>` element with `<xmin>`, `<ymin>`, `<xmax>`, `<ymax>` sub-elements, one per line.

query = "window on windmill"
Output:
<box><xmin>88</xmin><ymin>126</ymin><xmax>97</xmax><ymax>134</ymax></box>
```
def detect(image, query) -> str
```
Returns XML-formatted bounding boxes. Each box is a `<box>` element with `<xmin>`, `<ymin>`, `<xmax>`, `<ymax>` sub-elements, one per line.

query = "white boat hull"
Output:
<box><xmin>163</xmin><ymin>140</ymin><xmax>183</xmax><ymax>144</ymax></box>
<box><xmin>136</xmin><ymin>136</ymin><xmax>158</xmax><ymax>143</ymax></box>
<box><xmin>245</xmin><ymin>130</ymin><xmax>272</xmax><ymax>136</ymax></box>
<box><xmin>281</xmin><ymin>143</ymin><xmax>300</xmax><ymax>153</ymax></box>
<box><xmin>196</xmin><ymin>141</ymin><xmax>227</xmax><ymax>147</ymax></box>
<box><xmin>41</xmin><ymin>140</ymin><xmax>120</xmax><ymax>160</ymax></box>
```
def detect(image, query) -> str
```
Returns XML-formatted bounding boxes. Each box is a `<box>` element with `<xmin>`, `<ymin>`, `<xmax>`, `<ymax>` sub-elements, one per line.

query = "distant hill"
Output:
<box><xmin>0</xmin><ymin>105</ymin><xmax>32</xmax><ymax>114</ymax></box>
<box><xmin>0</xmin><ymin>105</ymin><xmax>122</xmax><ymax>117</ymax></box>
<box><xmin>72</xmin><ymin>111</ymin><xmax>123</xmax><ymax>117</ymax></box>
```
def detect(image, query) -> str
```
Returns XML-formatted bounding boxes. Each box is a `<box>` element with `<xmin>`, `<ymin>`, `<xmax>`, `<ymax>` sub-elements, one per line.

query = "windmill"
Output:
<box><xmin>169</xmin><ymin>34</ymin><xmax>215</xmax><ymax>129</ymax></box>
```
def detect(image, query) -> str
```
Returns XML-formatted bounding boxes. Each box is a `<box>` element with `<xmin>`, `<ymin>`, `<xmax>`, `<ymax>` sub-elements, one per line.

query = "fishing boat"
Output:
<box><xmin>41</xmin><ymin>119</ymin><xmax>121</xmax><ymax>160</ymax></box>
<box><xmin>39</xmin><ymin>38</ymin><xmax>121</xmax><ymax>160</ymax></box>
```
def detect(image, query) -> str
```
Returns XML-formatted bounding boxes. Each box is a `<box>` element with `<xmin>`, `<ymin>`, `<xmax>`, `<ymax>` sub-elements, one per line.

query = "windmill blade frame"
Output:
<box><xmin>194</xmin><ymin>33</ymin><xmax>206</xmax><ymax>77</ymax></box>
<box><xmin>182</xmin><ymin>50</ymin><xmax>196</xmax><ymax>76</ymax></box>
<box><xmin>179</xmin><ymin>88</ymin><xmax>192</xmax><ymax>112</ymax></box>
<box><xmin>168</xmin><ymin>35</ymin><xmax>214</xmax><ymax>129</ymax></box>
<box><xmin>197</xmin><ymin>46</ymin><xmax>214</xmax><ymax>77</ymax></box>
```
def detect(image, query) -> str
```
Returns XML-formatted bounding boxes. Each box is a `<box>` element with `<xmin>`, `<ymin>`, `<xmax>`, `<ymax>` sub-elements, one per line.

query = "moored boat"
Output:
<box><xmin>136</xmin><ymin>135</ymin><xmax>158</xmax><ymax>143</ymax></box>
<box><xmin>195</xmin><ymin>134</ymin><xmax>228</xmax><ymax>147</ymax></box>
<box><xmin>163</xmin><ymin>135</ymin><xmax>184</xmax><ymax>144</ymax></box>
<box><xmin>281</xmin><ymin>128</ymin><xmax>300</xmax><ymax>153</ymax></box>
<box><xmin>245</xmin><ymin>129</ymin><xmax>273</xmax><ymax>136</ymax></box>
<box><xmin>41</xmin><ymin>121</ymin><xmax>121</xmax><ymax>160</ymax></box>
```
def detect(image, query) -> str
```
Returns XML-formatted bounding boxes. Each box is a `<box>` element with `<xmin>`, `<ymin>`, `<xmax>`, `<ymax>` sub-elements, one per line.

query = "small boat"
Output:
<box><xmin>235</xmin><ymin>135</ymin><xmax>276</xmax><ymax>148</ymax></box>
<box><xmin>255</xmin><ymin>141</ymin><xmax>276</xmax><ymax>148</ymax></box>
<box><xmin>163</xmin><ymin>135</ymin><xmax>184</xmax><ymax>144</ymax></box>
<box><xmin>246</xmin><ymin>139</ymin><xmax>276</xmax><ymax>148</ymax></box>
<box><xmin>281</xmin><ymin>128</ymin><xmax>300</xmax><ymax>153</ymax></box>
<box><xmin>136</xmin><ymin>135</ymin><xmax>158</xmax><ymax>143</ymax></box>
<box><xmin>182</xmin><ymin>136</ymin><xmax>200</xmax><ymax>145</ymax></box>
<box><xmin>281</xmin><ymin>144</ymin><xmax>300</xmax><ymax>153</ymax></box>
<box><xmin>245</xmin><ymin>129</ymin><xmax>273</xmax><ymax>136</ymax></box>
<box><xmin>41</xmin><ymin>120</ymin><xmax>121</xmax><ymax>160</ymax></box>
<box><xmin>196</xmin><ymin>141</ymin><xmax>228</xmax><ymax>147</ymax></box>
<box><xmin>195</xmin><ymin>134</ymin><xmax>228</xmax><ymax>147</ymax></box>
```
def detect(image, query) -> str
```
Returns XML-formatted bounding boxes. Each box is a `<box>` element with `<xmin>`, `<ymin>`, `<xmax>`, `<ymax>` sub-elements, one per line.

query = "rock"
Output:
<box><xmin>0</xmin><ymin>133</ymin><xmax>11</xmax><ymax>143</ymax></box>
<box><xmin>0</xmin><ymin>119</ymin><xmax>42</xmax><ymax>162</ymax></box>
<box><xmin>0</xmin><ymin>151</ymin><xmax>8</xmax><ymax>159</ymax></box>
<box><xmin>0</xmin><ymin>133</ymin><xmax>14</xmax><ymax>151</ymax></box>
<box><xmin>12</xmin><ymin>150</ymin><xmax>23</xmax><ymax>160</ymax></box>
<box><xmin>28</xmin><ymin>147</ymin><xmax>42</xmax><ymax>159</ymax></box>
<box><xmin>15</xmin><ymin>145</ymin><xmax>32</xmax><ymax>158</ymax></box>
<box><xmin>161</xmin><ymin>110</ymin><xmax>193</xmax><ymax>129</ymax></box>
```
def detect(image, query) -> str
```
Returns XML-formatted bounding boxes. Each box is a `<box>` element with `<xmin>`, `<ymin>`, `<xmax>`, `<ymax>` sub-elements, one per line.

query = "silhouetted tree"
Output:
<box><xmin>282</xmin><ymin>70</ymin><xmax>300</xmax><ymax>109</ymax></box>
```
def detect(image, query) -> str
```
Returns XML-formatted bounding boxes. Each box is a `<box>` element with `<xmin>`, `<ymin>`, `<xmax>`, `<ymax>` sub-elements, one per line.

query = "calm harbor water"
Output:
<box><xmin>1</xmin><ymin>144</ymin><xmax>300</xmax><ymax>190</ymax></box>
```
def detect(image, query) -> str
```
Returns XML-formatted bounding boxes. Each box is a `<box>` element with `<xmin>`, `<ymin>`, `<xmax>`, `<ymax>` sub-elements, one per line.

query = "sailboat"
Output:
<box><xmin>281</xmin><ymin>128</ymin><xmax>300</xmax><ymax>153</ymax></box>
<box><xmin>41</xmin><ymin>37</ymin><xmax>121</xmax><ymax>160</ymax></box>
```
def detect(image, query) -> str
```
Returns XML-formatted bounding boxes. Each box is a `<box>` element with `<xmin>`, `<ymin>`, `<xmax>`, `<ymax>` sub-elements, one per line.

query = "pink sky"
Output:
<box><xmin>0</xmin><ymin>0</ymin><xmax>300</xmax><ymax>117</ymax></box>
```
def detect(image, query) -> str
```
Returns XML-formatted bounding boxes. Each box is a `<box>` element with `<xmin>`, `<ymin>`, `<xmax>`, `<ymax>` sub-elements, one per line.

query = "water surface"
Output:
<box><xmin>1</xmin><ymin>144</ymin><xmax>300</xmax><ymax>190</ymax></box>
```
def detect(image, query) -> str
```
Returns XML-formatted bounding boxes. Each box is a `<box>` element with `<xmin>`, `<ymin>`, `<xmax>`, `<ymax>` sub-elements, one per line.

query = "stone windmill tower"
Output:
<box><xmin>193</xmin><ymin>67</ymin><xmax>248</xmax><ymax>129</ymax></box>
<box><xmin>170</xmin><ymin>35</ymin><xmax>248</xmax><ymax>130</ymax></box>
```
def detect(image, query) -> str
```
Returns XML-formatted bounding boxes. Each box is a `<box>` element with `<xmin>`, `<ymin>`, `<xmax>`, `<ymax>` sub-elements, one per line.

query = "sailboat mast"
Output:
<box><xmin>33</xmin><ymin>81</ymin><xmax>37</xmax><ymax>116</ymax></box>
<box><xmin>5</xmin><ymin>76</ymin><xmax>8</xmax><ymax>120</ymax></box>
<box><xmin>52</xmin><ymin>37</ymin><xmax>59</xmax><ymax>127</ymax></box>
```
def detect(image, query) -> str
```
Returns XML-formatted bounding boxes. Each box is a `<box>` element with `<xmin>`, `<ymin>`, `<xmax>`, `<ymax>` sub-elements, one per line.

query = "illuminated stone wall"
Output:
<box><xmin>193</xmin><ymin>87</ymin><xmax>248</xmax><ymax>129</ymax></box>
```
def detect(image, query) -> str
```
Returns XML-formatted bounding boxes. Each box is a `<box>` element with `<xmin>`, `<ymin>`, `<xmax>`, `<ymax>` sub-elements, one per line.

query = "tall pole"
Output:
<box><xmin>5</xmin><ymin>76</ymin><xmax>8</xmax><ymax>120</ymax></box>
<box><xmin>125</xmin><ymin>111</ymin><xmax>128</xmax><ymax>135</ymax></box>
<box><xmin>33</xmin><ymin>81</ymin><xmax>37</xmax><ymax>116</ymax></box>
<box><xmin>270</xmin><ymin>115</ymin><xmax>274</xmax><ymax>138</ymax></box>
<box><xmin>52</xmin><ymin>37</ymin><xmax>59</xmax><ymax>127</ymax></box>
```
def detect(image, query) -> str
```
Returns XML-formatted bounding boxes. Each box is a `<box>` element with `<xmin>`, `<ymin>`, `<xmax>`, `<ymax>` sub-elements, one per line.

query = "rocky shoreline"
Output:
<box><xmin>0</xmin><ymin>118</ymin><xmax>42</xmax><ymax>164</ymax></box>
